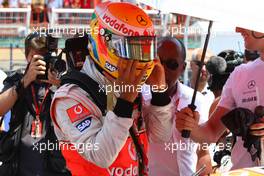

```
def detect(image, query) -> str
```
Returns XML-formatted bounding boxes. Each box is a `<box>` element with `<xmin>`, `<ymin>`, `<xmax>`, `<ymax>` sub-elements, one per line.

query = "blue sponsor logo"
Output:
<box><xmin>76</xmin><ymin>117</ymin><xmax>92</xmax><ymax>132</ymax></box>
<box><xmin>105</xmin><ymin>61</ymin><xmax>117</xmax><ymax>72</ymax></box>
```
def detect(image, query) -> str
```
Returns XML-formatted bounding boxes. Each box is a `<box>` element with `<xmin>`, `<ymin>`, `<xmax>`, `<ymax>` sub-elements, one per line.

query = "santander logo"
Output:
<box><xmin>102</xmin><ymin>13</ymin><xmax>141</xmax><ymax>36</ymax></box>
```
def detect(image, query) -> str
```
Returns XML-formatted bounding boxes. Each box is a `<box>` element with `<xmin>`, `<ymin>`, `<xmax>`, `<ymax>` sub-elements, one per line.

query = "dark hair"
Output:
<box><xmin>208</xmin><ymin>50</ymin><xmax>243</xmax><ymax>92</ymax></box>
<box><xmin>158</xmin><ymin>36</ymin><xmax>186</xmax><ymax>61</ymax></box>
<box><xmin>217</xmin><ymin>49</ymin><xmax>243</xmax><ymax>73</ymax></box>
<box><xmin>24</xmin><ymin>32</ymin><xmax>47</xmax><ymax>58</ymax></box>
<box><xmin>244</xmin><ymin>49</ymin><xmax>259</xmax><ymax>62</ymax></box>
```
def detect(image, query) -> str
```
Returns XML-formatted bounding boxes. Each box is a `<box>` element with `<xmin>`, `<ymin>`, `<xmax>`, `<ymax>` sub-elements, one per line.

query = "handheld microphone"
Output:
<box><xmin>206</xmin><ymin>56</ymin><xmax>227</xmax><ymax>75</ymax></box>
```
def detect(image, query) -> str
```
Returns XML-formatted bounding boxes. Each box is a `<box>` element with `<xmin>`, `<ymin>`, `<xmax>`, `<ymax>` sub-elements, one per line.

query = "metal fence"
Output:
<box><xmin>0</xmin><ymin>8</ymin><xmax>31</xmax><ymax>37</ymax></box>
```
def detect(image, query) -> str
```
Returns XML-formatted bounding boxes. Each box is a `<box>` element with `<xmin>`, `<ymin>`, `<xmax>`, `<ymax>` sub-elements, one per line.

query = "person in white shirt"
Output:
<box><xmin>146</xmin><ymin>37</ymin><xmax>211</xmax><ymax>176</ymax></box>
<box><xmin>206</xmin><ymin>50</ymin><xmax>243</xmax><ymax>172</ymax></box>
<box><xmin>190</xmin><ymin>48</ymin><xmax>215</xmax><ymax>110</ymax></box>
<box><xmin>176</xmin><ymin>27</ymin><xmax>264</xmax><ymax>170</ymax></box>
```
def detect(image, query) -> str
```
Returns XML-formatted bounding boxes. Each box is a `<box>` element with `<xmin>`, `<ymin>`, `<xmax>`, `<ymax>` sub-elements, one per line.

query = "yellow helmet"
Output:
<box><xmin>88</xmin><ymin>1</ymin><xmax>157</xmax><ymax>81</ymax></box>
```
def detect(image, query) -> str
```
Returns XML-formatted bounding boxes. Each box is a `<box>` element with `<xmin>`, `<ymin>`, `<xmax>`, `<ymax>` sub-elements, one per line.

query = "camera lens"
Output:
<box><xmin>54</xmin><ymin>59</ymin><xmax>66</xmax><ymax>73</ymax></box>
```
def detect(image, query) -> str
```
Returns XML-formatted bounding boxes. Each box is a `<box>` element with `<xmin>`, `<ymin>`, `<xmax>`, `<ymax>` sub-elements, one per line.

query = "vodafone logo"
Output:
<box><xmin>74</xmin><ymin>105</ymin><xmax>83</xmax><ymax>115</ymax></box>
<box><xmin>67</xmin><ymin>103</ymin><xmax>91</xmax><ymax>123</ymax></box>
<box><xmin>128</xmin><ymin>141</ymin><xmax>137</xmax><ymax>161</ymax></box>
<box><xmin>108</xmin><ymin>164</ymin><xmax>138</xmax><ymax>176</ymax></box>
<box><xmin>102</xmin><ymin>13</ymin><xmax>140</xmax><ymax>36</ymax></box>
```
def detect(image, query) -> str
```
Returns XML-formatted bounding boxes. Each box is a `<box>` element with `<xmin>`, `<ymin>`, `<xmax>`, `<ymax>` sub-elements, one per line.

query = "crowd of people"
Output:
<box><xmin>0</xmin><ymin>0</ymin><xmax>98</xmax><ymax>8</ymax></box>
<box><xmin>0</xmin><ymin>0</ymin><xmax>150</xmax><ymax>28</ymax></box>
<box><xmin>0</xmin><ymin>1</ymin><xmax>263</xmax><ymax>176</ymax></box>
<box><xmin>0</xmin><ymin>0</ymin><xmax>142</xmax><ymax>8</ymax></box>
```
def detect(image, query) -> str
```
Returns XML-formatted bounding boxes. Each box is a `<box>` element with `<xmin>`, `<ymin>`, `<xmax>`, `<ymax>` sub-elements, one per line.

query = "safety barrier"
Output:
<box><xmin>0</xmin><ymin>8</ymin><xmax>31</xmax><ymax>36</ymax></box>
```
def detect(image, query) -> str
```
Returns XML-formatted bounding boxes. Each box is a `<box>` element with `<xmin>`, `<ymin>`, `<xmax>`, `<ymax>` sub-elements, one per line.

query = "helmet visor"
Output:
<box><xmin>106</xmin><ymin>35</ymin><xmax>157</xmax><ymax>61</ymax></box>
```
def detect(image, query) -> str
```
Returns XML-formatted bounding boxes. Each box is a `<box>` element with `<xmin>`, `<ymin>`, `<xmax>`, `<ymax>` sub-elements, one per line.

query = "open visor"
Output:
<box><xmin>106</xmin><ymin>35</ymin><xmax>157</xmax><ymax>61</ymax></box>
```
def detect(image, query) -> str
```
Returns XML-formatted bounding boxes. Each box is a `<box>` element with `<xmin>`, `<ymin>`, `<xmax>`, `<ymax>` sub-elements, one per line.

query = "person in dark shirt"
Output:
<box><xmin>0</xmin><ymin>32</ymin><xmax>70</xmax><ymax>176</ymax></box>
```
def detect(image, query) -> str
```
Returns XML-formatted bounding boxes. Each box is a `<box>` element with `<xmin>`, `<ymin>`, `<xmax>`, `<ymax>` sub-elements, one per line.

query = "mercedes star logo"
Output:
<box><xmin>248</xmin><ymin>80</ymin><xmax>256</xmax><ymax>89</ymax></box>
<box><xmin>136</xmin><ymin>15</ymin><xmax>148</xmax><ymax>26</ymax></box>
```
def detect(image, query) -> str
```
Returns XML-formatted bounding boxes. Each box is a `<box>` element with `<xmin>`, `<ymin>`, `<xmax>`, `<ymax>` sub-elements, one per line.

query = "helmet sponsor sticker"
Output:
<box><xmin>67</xmin><ymin>103</ymin><xmax>92</xmax><ymax>123</ymax></box>
<box><xmin>136</xmin><ymin>15</ymin><xmax>148</xmax><ymax>26</ymax></box>
<box><xmin>102</xmin><ymin>13</ymin><xmax>140</xmax><ymax>36</ymax></box>
<box><xmin>105</xmin><ymin>61</ymin><xmax>117</xmax><ymax>72</ymax></box>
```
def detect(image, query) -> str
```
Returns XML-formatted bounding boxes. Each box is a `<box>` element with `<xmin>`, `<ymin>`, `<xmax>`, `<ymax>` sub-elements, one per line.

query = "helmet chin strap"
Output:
<box><xmin>252</xmin><ymin>31</ymin><xmax>264</xmax><ymax>39</ymax></box>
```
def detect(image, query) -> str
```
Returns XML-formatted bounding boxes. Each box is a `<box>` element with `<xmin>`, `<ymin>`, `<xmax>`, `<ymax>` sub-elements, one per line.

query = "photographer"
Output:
<box><xmin>0</xmin><ymin>32</ymin><xmax>70</xmax><ymax>176</ymax></box>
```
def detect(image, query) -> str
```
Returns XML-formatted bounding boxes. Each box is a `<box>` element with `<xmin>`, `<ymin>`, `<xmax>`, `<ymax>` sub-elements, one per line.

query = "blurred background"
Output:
<box><xmin>0</xmin><ymin>0</ymin><xmax>244</xmax><ymax>78</ymax></box>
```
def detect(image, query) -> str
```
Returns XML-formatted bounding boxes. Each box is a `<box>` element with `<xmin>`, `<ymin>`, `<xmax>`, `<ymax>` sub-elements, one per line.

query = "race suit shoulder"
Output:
<box><xmin>51</xmin><ymin>84</ymin><xmax>133</xmax><ymax>168</ymax></box>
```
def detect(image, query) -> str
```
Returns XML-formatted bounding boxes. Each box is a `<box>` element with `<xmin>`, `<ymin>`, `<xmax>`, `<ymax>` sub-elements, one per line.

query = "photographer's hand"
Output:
<box><xmin>23</xmin><ymin>55</ymin><xmax>46</xmax><ymax>88</ymax></box>
<box><xmin>0</xmin><ymin>56</ymin><xmax>45</xmax><ymax>116</ymax></box>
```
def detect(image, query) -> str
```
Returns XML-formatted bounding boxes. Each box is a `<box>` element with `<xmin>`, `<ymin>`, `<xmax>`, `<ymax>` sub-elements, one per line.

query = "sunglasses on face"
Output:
<box><xmin>161</xmin><ymin>59</ymin><xmax>179</xmax><ymax>70</ymax></box>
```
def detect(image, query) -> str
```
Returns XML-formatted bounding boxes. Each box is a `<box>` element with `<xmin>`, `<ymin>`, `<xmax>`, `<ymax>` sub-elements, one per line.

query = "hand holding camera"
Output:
<box><xmin>36</xmin><ymin>34</ymin><xmax>66</xmax><ymax>81</ymax></box>
<box><xmin>23</xmin><ymin>55</ymin><xmax>46</xmax><ymax>88</ymax></box>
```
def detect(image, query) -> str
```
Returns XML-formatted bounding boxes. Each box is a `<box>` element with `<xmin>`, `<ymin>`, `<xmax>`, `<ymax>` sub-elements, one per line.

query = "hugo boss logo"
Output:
<box><xmin>136</xmin><ymin>15</ymin><xmax>148</xmax><ymax>26</ymax></box>
<box><xmin>248</xmin><ymin>80</ymin><xmax>256</xmax><ymax>89</ymax></box>
<box><xmin>242</xmin><ymin>96</ymin><xmax>257</xmax><ymax>103</ymax></box>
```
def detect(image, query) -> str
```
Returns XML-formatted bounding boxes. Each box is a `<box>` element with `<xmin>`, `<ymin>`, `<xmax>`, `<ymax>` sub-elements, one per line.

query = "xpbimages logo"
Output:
<box><xmin>32</xmin><ymin>140</ymin><xmax>99</xmax><ymax>154</ymax></box>
<box><xmin>32</xmin><ymin>24</ymin><xmax>99</xmax><ymax>37</ymax></box>
<box><xmin>98</xmin><ymin>83</ymin><xmax>167</xmax><ymax>95</ymax></box>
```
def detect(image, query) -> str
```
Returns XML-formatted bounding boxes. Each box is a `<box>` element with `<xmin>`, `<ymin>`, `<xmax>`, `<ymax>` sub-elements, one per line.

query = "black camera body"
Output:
<box><xmin>65</xmin><ymin>34</ymin><xmax>89</xmax><ymax>71</ymax></box>
<box><xmin>37</xmin><ymin>35</ymin><xmax>66</xmax><ymax>80</ymax></box>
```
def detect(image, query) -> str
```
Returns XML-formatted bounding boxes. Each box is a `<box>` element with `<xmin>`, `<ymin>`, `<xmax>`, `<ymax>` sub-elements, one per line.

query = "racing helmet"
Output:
<box><xmin>88</xmin><ymin>1</ymin><xmax>157</xmax><ymax>81</ymax></box>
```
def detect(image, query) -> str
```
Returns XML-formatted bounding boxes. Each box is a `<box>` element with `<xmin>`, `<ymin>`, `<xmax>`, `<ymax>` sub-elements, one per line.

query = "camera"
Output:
<box><xmin>37</xmin><ymin>34</ymin><xmax>66</xmax><ymax>80</ymax></box>
<box><xmin>64</xmin><ymin>33</ymin><xmax>89</xmax><ymax>71</ymax></box>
